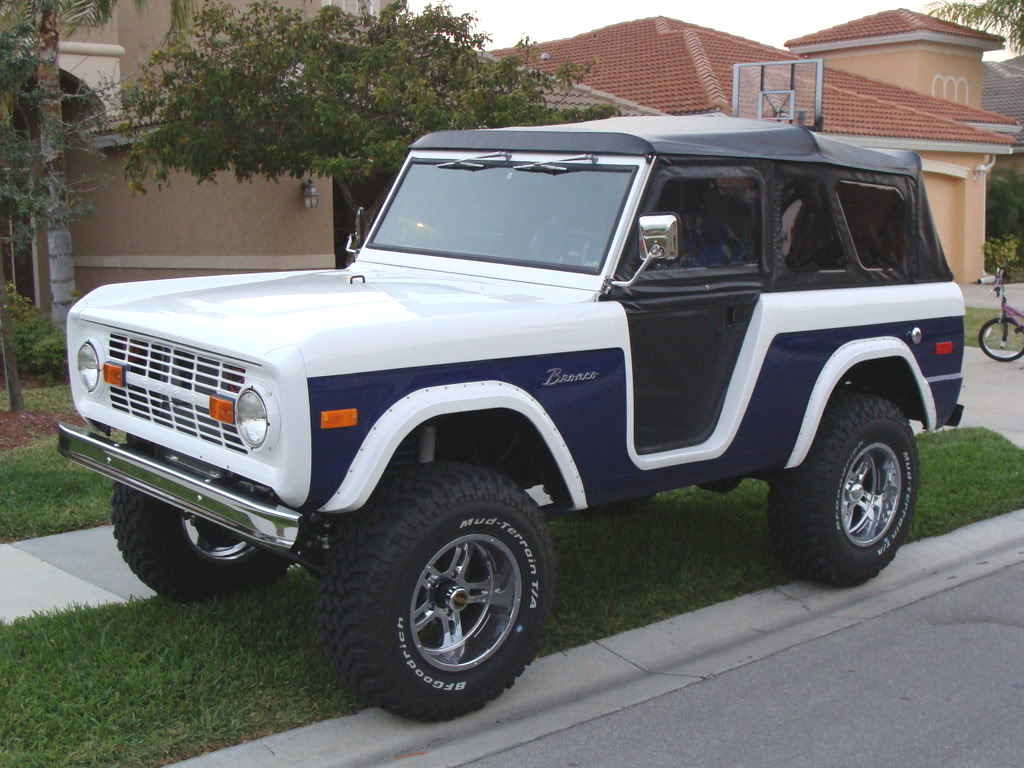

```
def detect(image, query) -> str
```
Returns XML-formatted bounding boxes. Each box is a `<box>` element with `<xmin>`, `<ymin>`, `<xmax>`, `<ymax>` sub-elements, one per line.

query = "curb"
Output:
<box><xmin>173</xmin><ymin>508</ymin><xmax>1024</xmax><ymax>768</ymax></box>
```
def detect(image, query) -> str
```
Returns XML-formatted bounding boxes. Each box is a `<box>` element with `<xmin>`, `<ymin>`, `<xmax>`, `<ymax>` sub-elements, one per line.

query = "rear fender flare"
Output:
<box><xmin>785</xmin><ymin>337</ymin><xmax>935</xmax><ymax>469</ymax></box>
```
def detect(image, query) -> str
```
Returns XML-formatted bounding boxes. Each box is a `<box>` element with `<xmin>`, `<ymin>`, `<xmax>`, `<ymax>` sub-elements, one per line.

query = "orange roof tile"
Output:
<box><xmin>491</xmin><ymin>16</ymin><xmax>1015</xmax><ymax>147</ymax></box>
<box><xmin>785</xmin><ymin>8</ymin><xmax>1002</xmax><ymax>48</ymax></box>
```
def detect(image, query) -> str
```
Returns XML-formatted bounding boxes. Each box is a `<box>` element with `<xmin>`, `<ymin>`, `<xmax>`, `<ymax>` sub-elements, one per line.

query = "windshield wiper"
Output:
<box><xmin>513</xmin><ymin>154</ymin><xmax>597</xmax><ymax>175</ymax></box>
<box><xmin>437</xmin><ymin>151</ymin><xmax>511</xmax><ymax>171</ymax></box>
<box><xmin>513</xmin><ymin>162</ymin><xmax>571</xmax><ymax>175</ymax></box>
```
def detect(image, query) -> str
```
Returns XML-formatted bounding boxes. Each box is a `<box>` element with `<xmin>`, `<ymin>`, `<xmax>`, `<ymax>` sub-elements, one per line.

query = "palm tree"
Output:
<box><xmin>29</xmin><ymin>0</ymin><xmax>196</xmax><ymax>326</ymax></box>
<box><xmin>927</xmin><ymin>1</ymin><xmax>1024</xmax><ymax>53</ymax></box>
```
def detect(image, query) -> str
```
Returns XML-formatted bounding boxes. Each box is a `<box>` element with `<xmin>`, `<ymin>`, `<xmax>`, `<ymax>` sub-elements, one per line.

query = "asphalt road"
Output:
<box><xmin>462</xmin><ymin>562</ymin><xmax>1024</xmax><ymax>768</ymax></box>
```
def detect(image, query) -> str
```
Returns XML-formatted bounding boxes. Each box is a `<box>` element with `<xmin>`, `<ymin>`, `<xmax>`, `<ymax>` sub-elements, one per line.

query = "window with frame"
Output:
<box><xmin>652</xmin><ymin>177</ymin><xmax>760</xmax><ymax>269</ymax></box>
<box><xmin>779</xmin><ymin>177</ymin><xmax>845</xmax><ymax>272</ymax></box>
<box><xmin>837</xmin><ymin>181</ymin><xmax>906</xmax><ymax>270</ymax></box>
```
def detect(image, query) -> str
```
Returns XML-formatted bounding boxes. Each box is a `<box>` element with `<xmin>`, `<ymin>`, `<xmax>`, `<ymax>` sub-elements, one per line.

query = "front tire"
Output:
<box><xmin>318</xmin><ymin>462</ymin><xmax>557</xmax><ymax>721</ymax></box>
<box><xmin>767</xmin><ymin>391</ymin><xmax>918</xmax><ymax>587</ymax></box>
<box><xmin>978</xmin><ymin>317</ymin><xmax>1024</xmax><ymax>361</ymax></box>
<box><xmin>111</xmin><ymin>483</ymin><xmax>290</xmax><ymax>602</ymax></box>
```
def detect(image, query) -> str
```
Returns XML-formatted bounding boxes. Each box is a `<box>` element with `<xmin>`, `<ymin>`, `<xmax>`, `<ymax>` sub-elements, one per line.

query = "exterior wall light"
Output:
<box><xmin>301</xmin><ymin>179</ymin><xmax>321</xmax><ymax>209</ymax></box>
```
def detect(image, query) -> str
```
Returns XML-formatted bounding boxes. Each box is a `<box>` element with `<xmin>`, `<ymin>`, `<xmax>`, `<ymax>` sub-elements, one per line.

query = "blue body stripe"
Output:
<box><xmin>304</xmin><ymin>315</ymin><xmax>963</xmax><ymax>510</ymax></box>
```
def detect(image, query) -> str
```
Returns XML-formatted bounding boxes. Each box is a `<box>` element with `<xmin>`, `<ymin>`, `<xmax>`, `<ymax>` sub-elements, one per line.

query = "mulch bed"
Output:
<box><xmin>0</xmin><ymin>410</ymin><xmax>83</xmax><ymax>452</ymax></box>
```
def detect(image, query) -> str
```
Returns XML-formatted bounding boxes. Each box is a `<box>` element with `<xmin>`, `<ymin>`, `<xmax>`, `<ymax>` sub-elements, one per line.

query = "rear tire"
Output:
<box><xmin>111</xmin><ymin>483</ymin><xmax>290</xmax><ymax>602</ymax></box>
<box><xmin>318</xmin><ymin>462</ymin><xmax>557</xmax><ymax>721</ymax></box>
<box><xmin>978</xmin><ymin>317</ymin><xmax>1024</xmax><ymax>361</ymax></box>
<box><xmin>767</xmin><ymin>390</ymin><xmax>918</xmax><ymax>587</ymax></box>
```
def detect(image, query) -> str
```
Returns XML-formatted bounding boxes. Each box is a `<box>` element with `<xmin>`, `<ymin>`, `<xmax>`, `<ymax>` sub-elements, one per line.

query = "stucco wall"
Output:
<box><xmin>116</xmin><ymin>0</ymin><xmax>315</xmax><ymax>75</ymax></box>
<box><xmin>816</xmin><ymin>42</ymin><xmax>985</xmax><ymax>108</ymax></box>
<box><xmin>66</xmin><ymin>148</ymin><xmax>334</xmax><ymax>294</ymax></box>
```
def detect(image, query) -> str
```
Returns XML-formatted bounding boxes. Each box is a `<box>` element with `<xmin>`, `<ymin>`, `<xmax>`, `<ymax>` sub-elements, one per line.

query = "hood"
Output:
<box><xmin>72</xmin><ymin>264</ymin><xmax>597</xmax><ymax>365</ymax></box>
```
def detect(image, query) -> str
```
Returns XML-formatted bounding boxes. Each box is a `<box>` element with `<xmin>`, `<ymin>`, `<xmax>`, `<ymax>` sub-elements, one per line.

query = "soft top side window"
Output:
<box><xmin>651</xmin><ymin>177</ymin><xmax>761</xmax><ymax>269</ymax></box>
<box><xmin>836</xmin><ymin>181</ymin><xmax>906</xmax><ymax>270</ymax></box>
<box><xmin>780</xmin><ymin>177</ymin><xmax>845</xmax><ymax>273</ymax></box>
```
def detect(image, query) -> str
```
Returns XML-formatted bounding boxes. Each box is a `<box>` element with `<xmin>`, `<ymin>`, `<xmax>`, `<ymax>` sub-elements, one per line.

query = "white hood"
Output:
<box><xmin>72</xmin><ymin>264</ymin><xmax>619</xmax><ymax>376</ymax></box>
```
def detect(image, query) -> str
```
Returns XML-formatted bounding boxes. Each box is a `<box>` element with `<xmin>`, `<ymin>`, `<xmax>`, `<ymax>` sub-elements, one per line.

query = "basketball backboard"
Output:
<box><xmin>732</xmin><ymin>59</ymin><xmax>823</xmax><ymax>131</ymax></box>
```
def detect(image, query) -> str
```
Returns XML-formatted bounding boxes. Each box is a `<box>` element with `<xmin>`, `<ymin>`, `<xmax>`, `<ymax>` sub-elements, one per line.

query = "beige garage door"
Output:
<box><xmin>922</xmin><ymin>171</ymin><xmax>964</xmax><ymax>280</ymax></box>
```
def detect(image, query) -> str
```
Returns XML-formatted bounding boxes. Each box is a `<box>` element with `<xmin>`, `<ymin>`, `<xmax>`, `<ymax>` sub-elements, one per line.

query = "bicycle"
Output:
<box><xmin>978</xmin><ymin>266</ymin><xmax>1024</xmax><ymax>362</ymax></box>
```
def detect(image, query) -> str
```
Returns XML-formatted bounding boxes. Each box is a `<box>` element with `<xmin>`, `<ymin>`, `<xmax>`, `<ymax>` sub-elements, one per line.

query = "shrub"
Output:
<box><xmin>3</xmin><ymin>283</ymin><xmax>68</xmax><ymax>382</ymax></box>
<box><xmin>983</xmin><ymin>235</ymin><xmax>1024</xmax><ymax>279</ymax></box>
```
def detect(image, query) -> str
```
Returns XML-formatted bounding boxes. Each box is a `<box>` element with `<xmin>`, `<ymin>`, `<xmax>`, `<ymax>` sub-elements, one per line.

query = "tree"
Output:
<box><xmin>927</xmin><ymin>0</ymin><xmax>1024</xmax><ymax>52</ymax></box>
<box><xmin>0</xmin><ymin>1</ymin><xmax>192</xmax><ymax>410</ymax></box>
<box><xmin>31</xmin><ymin>0</ymin><xmax>196</xmax><ymax>327</ymax></box>
<box><xmin>120</xmin><ymin>1</ymin><xmax>617</xmax><ymax>221</ymax></box>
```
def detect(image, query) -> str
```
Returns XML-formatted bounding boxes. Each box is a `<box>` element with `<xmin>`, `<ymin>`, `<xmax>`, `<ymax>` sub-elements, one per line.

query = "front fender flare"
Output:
<box><xmin>318</xmin><ymin>380</ymin><xmax>587</xmax><ymax>513</ymax></box>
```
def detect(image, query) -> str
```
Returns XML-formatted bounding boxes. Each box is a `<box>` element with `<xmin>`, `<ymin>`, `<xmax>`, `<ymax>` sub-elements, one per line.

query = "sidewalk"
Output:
<box><xmin>2</xmin><ymin>283</ymin><xmax>1021</xmax><ymax>622</ymax></box>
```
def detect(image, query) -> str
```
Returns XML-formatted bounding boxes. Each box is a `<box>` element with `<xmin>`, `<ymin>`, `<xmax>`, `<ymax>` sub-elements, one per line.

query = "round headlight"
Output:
<box><xmin>236</xmin><ymin>389</ymin><xmax>269</xmax><ymax>448</ymax></box>
<box><xmin>77</xmin><ymin>343</ymin><xmax>100</xmax><ymax>392</ymax></box>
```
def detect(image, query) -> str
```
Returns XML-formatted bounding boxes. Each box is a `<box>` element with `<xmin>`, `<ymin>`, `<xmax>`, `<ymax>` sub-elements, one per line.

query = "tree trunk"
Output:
<box><xmin>0</xmin><ymin>276</ymin><xmax>25</xmax><ymax>413</ymax></box>
<box><xmin>38</xmin><ymin>7</ymin><xmax>75</xmax><ymax>329</ymax></box>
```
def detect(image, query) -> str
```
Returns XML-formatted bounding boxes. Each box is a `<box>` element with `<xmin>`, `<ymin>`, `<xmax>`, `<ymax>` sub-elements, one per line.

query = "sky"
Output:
<box><xmin>409</xmin><ymin>0</ymin><xmax>1015</xmax><ymax>61</ymax></box>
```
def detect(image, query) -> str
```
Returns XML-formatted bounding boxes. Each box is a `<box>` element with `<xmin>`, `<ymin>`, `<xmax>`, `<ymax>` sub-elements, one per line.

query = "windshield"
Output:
<box><xmin>370</xmin><ymin>160</ymin><xmax>636</xmax><ymax>274</ymax></box>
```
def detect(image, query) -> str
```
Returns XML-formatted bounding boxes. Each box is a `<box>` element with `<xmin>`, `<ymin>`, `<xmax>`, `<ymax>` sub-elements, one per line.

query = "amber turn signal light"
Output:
<box><xmin>102</xmin><ymin>363</ymin><xmax>124</xmax><ymax>387</ymax></box>
<box><xmin>209</xmin><ymin>395</ymin><xmax>235</xmax><ymax>424</ymax></box>
<box><xmin>321</xmin><ymin>408</ymin><xmax>358</xmax><ymax>429</ymax></box>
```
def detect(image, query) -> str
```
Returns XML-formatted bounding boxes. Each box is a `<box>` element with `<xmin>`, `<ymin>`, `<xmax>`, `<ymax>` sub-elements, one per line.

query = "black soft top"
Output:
<box><xmin>411</xmin><ymin>114</ymin><xmax>922</xmax><ymax>175</ymax></box>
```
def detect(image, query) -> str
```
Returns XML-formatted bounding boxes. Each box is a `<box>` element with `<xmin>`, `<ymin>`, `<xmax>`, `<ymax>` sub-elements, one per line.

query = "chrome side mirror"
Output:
<box><xmin>608</xmin><ymin>214</ymin><xmax>678</xmax><ymax>289</ymax></box>
<box><xmin>345</xmin><ymin>206</ymin><xmax>366</xmax><ymax>259</ymax></box>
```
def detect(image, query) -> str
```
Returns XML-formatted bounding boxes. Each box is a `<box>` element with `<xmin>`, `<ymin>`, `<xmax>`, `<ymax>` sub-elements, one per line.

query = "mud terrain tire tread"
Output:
<box><xmin>111</xmin><ymin>483</ymin><xmax>289</xmax><ymax>602</ymax></box>
<box><xmin>318</xmin><ymin>462</ymin><xmax>557</xmax><ymax>722</ymax></box>
<box><xmin>767</xmin><ymin>390</ymin><xmax>918</xmax><ymax>587</ymax></box>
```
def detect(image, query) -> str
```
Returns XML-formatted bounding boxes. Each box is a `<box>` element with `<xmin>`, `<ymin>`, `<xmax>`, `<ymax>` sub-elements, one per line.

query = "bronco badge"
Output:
<box><xmin>543</xmin><ymin>368</ymin><xmax>600</xmax><ymax>386</ymax></box>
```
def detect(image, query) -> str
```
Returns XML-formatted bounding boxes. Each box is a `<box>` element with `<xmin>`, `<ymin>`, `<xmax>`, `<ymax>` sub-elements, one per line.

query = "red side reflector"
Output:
<box><xmin>102</xmin><ymin>363</ymin><xmax>124</xmax><ymax>387</ymax></box>
<box><xmin>321</xmin><ymin>409</ymin><xmax>358</xmax><ymax>429</ymax></box>
<box><xmin>935</xmin><ymin>341</ymin><xmax>954</xmax><ymax>356</ymax></box>
<box><xmin>209</xmin><ymin>395</ymin><xmax>235</xmax><ymax>424</ymax></box>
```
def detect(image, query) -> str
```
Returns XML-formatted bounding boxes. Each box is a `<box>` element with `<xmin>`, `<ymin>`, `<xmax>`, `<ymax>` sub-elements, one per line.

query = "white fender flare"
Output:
<box><xmin>318</xmin><ymin>380</ymin><xmax>587</xmax><ymax>513</ymax></box>
<box><xmin>785</xmin><ymin>337</ymin><xmax>936</xmax><ymax>469</ymax></box>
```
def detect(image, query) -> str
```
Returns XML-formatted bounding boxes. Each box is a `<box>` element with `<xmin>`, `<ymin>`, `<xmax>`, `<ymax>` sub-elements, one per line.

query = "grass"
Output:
<box><xmin>0</xmin><ymin>383</ymin><xmax>72</xmax><ymax>412</ymax></box>
<box><xmin>1</xmin><ymin>427</ymin><xmax>1022</xmax><ymax>768</ymax></box>
<box><xmin>0</xmin><ymin>437</ymin><xmax>114</xmax><ymax>541</ymax></box>
<box><xmin>964</xmin><ymin>306</ymin><xmax>998</xmax><ymax>349</ymax></box>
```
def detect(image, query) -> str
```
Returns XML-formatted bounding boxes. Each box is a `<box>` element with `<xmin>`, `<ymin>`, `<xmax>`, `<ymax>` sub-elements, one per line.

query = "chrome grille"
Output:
<box><xmin>106</xmin><ymin>332</ymin><xmax>249</xmax><ymax>454</ymax></box>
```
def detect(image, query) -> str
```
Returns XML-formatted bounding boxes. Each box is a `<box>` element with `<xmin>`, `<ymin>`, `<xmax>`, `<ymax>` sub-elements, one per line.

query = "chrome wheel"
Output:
<box><xmin>841</xmin><ymin>442</ymin><xmax>902</xmax><ymax>547</ymax></box>
<box><xmin>410</xmin><ymin>534</ymin><xmax>522</xmax><ymax>672</ymax></box>
<box><xmin>182</xmin><ymin>516</ymin><xmax>254</xmax><ymax>562</ymax></box>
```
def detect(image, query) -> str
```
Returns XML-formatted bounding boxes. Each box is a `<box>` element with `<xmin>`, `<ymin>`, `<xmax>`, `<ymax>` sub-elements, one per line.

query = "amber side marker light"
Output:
<box><xmin>209</xmin><ymin>395</ymin><xmax>235</xmax><ymax>424</ymax></box>
<box><xmin>321</xmin><ymin>408</ymin><xmax>358</xmax><ymax>429</ymax></box>
<box><xmin>935</xmin><ymin>341</ymin><xmax>954</xmax><ymax>355</ymax></box>
<box><xmin>102</xmin><ymin>363</ymin><xmax>124</xmax><ymax>387</ymax></box>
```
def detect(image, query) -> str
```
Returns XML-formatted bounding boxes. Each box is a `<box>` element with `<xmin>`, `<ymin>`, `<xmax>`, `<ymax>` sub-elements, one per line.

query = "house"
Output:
<box><xmin>3</xmin><ymin>0</ymin><xmax>666</xmax><ymax>313</ymax></box>
<box><xmin>493</xmin><ymin>9</ymin><xmax>1019</xmax><ymax>282</ymax></box>
<box><xmin>5</xmin><ymin>6</ymin><xmax>1014</xmax><ymax>307</ymax></box>
<box><xmin>983</xmin><ymin>55</ymin><xmax>1024</xmax><ymax>169</ymax></box>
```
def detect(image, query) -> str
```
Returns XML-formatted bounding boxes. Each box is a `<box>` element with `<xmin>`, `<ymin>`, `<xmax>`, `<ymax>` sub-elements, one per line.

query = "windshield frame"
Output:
<box><xmin>361</xmin><ymin>151</ymin><xmax>647</xmax><ymax>288</ymax></box>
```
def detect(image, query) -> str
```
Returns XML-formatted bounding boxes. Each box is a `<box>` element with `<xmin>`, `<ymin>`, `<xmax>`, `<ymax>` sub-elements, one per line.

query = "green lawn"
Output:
<box><xmin>964</xmin><ymin>306</ymin><xmax>998</xmax><ymax>349</ymax></box>
<box><xmin>0</xmin><ymin>383</ymin><xmax>72</xmax><ymax>412</ymax></box>
<box><xmin>2</xmin><ymin>427</ymin><xmax>1022</xmax><ymax>768</ymax></box>
<box><xmin>0</xmin><ymin>436</ymin><xmax>113</xmax><ymax>542</ymax></box>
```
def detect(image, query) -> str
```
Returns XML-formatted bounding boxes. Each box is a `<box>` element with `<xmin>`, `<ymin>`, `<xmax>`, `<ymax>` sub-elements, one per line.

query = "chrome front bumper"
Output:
<box><xmin>58</xmin><ymin>422</ymin><xmax>301</xmax><ymax>552</ymax></box>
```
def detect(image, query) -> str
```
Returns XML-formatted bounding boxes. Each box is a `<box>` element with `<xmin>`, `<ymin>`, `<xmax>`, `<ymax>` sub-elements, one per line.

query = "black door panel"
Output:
<box><xmin>627</xmin><ymin>291</ymin><xmax>758</xmax><ymax>454</ymax></box>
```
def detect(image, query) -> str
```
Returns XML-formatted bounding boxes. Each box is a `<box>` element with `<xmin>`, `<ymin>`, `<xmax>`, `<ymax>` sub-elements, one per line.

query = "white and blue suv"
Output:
<box><xmin>60</xmin><ymin>115</ymin><xmax>965</xmax><ymax>720</ymax></box>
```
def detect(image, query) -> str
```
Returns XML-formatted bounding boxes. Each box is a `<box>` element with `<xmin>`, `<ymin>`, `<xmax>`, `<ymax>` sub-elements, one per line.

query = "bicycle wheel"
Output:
<box><xmin>978</xmin><ymin>317</ymin><xmax>1024</xmax><ymax>361</ymax></box>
